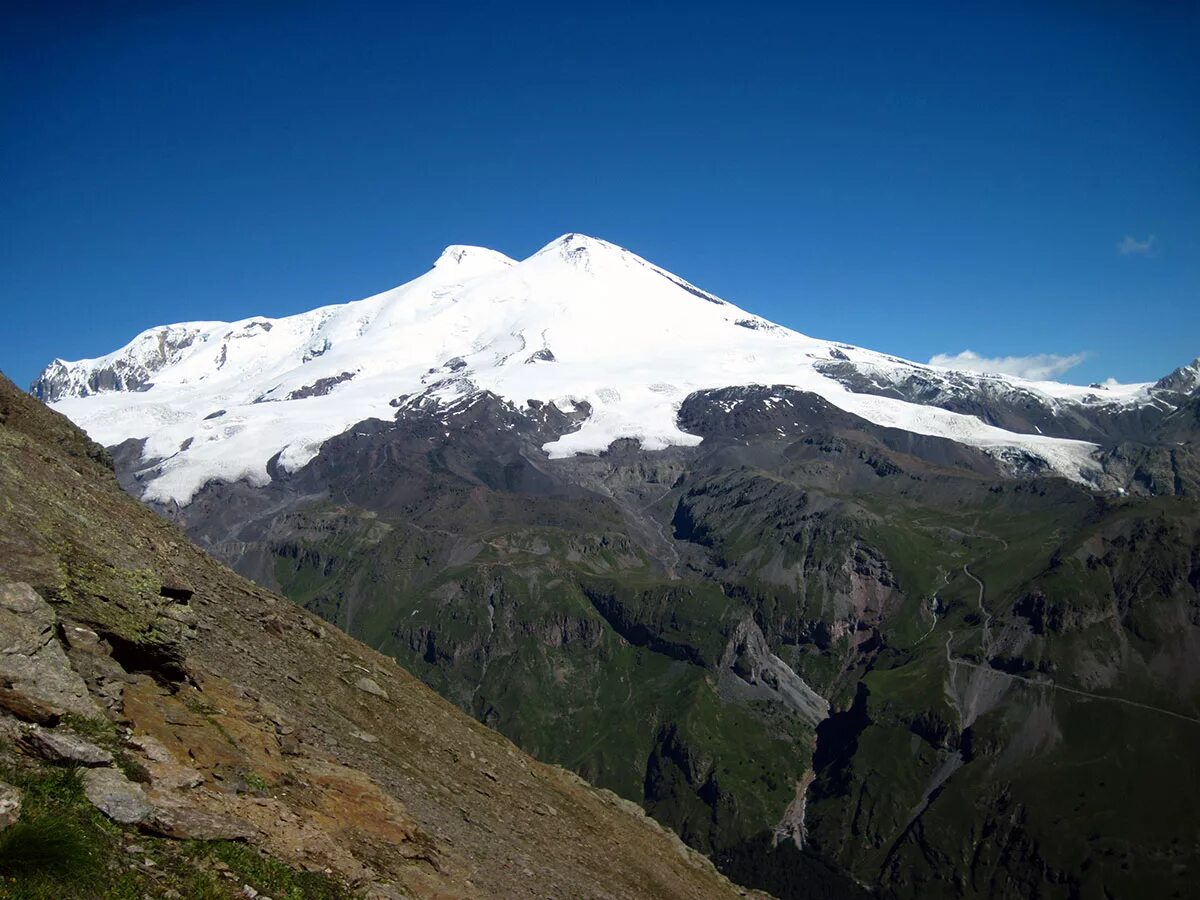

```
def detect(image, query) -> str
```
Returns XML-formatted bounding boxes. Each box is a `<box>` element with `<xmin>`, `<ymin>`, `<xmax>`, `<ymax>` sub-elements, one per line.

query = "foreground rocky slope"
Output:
<box><xmin>0</xmin><ymin>372</ymin><xmax>761</xmax><ymax>899</ymax></box>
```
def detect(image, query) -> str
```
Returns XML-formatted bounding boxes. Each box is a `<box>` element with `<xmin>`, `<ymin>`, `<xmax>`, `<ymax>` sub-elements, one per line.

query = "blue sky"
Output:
<box><xmin>2</xmin><ymin>0</ymin><xmax>1197</xmax><ymax>388</ymax></box>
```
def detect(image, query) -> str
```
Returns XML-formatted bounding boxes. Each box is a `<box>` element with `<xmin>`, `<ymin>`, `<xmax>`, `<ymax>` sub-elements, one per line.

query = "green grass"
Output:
<box><xmin>0</xmin><ymin>757</ymin><xmax>353</xmax><ymax>900</ymax></box>
<box><xmin>0</xmin><ymin>764</ymin><xmax>121</xmax><ymax>898</ymax></box>
<box><xmin>188</xmin><ymin>842</ymin><xmax>352</xmax><ymax>900</ymax></box>
<box><xmin>0</xmin><ymin>812</ymin><xmax>95</xmax><ymax>881</ymax></box>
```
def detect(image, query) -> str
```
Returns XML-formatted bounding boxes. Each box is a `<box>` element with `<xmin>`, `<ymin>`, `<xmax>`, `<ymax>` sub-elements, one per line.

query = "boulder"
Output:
<box><xmin>145</xmin><ymin>803</ymin><xmax>256</xmax><ymax>841</ymax></box>
<box><xmin>18</xmin><ymin>726</ymin><xmax>114</xmax><ymax>766</ymax></box>
<box><xmin>60</xmin><ymin>623</ymin><xmax>105</xmax><ymax>654</ymax></box>
<box><xmin>0</xmin><ymin>689</ymin><xmax>62</xmax><ymax>725</ymax></box>
<box><xmin>82</xmin><ymin>766</ymin><xmax>154</xmax><ymax>824</ymax></box>
<box><xmin>0</xmin><ymin>582</ymin><xmax>103</xmax><ymax>722</ymax></box>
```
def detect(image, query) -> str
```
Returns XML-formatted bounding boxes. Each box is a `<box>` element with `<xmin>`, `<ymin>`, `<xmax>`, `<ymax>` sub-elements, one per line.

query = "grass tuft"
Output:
<box><xmin>0</xmin><ymin>814</ymin><xmax>95</xmax><ymax>879</ymax></box>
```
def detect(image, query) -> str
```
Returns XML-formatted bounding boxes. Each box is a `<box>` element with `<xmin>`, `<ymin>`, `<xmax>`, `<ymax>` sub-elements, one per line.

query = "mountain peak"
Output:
<box><xmin>1154</xmin><ymin>357</ymin><xmax>1200</xmax><ymax>395</ymax></box>
<box><xmin>531</xmin><ymin>232</ymin><xmax>629</xmax><ymax>266</ymax></box>
<box><xmin>432</xmin><ymin>244</ymin><xmax>516</xmax><ymax>273</ymax></box>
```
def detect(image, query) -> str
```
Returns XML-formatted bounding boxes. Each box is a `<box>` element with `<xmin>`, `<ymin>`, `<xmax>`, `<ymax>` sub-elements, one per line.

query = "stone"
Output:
<box><xmin>354</xmin><ymin>677</ymin><xmax>389</xmax><ymax>699</ymax></box>
<box><xmin>127</xmin><ymin>732</ymin><xmax>174</xmax><ymax>763</ymax></box>
<box><xmin>18</xmin><ymin>727</ymin><xmax>114</xmax><ymax>766</ymax></box>
<box><xmin>82</xmin><ymin>767</ymin><xmax>154</xmax><ymax>824</ymax></box>
<box><xmin>350</xmin><ymin>729</ymin><xmax>379</xmax><ymax>743</ymax></box>
<box><xmin>0</xmin><ymin>714</ymin><xmax>20</xmax><ymax>744</ymax></box>
<box><xmin>159</xmin><ymin>581</ymin><xmax>194</xmax><ymax>602</ymax></box>
<box><xmin>0</xmin><ymin>689</ymin><xmax>61</xmax><ymax>725</ymax></box>
<box><xmin>0</xmin><ymin>780</ymin><xmax>22</xmax><ymax>831</ymax></box>
<box><xmin>145</xmin><ymin>804</ymin><xmax>256</xmax><ymax>841</ymax></box>
<box><xmin>303</xmin><ymin>621</ymin><xmax>325</xmax><ymax>639</ymax></box>
<box><xmin>278</xmin><ymin>734</ymin><xmax>302</xmax><ymax>755</ymax></box>
<box><xmin>97</xmin><ymin>680</ymin><xmax>126</xmax><ymax>706</ymax></box>
<box><xmin>60</xmin><ymin>623</ymin><xmax>105</xmax><ymax>653</ymax></box>
<box><xmin>0</xmin><ymin>582</ymin><xmax>103</xmax><ymax>722</ymax></box>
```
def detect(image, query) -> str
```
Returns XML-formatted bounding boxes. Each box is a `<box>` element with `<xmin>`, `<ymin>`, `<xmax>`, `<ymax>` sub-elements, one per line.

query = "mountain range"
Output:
<box><xmin>33</xmin><ymin>233</ymin><xmax>1200</xmax><ymax>506</ymax></box>
<box><xmin>27</xmin><ymin>234</ymin><xmax>1200</xmax><ymax>898</ymax></box>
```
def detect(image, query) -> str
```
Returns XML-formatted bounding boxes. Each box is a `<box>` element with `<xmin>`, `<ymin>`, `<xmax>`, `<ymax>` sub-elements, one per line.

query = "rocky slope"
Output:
<box><xmin>0</xmin><ymin>372</ymin><xmax>763</xmax><ymax>899</ymax></box>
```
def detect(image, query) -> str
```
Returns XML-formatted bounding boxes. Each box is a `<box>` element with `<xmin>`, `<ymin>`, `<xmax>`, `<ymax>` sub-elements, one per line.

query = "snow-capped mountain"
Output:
<box><xmin>34</xmin><ymin>233</ymin><xmax>1169</xmax><ymax>505</ymax></box>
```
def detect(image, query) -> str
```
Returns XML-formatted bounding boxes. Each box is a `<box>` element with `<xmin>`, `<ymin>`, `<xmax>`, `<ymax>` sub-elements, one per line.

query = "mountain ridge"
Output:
<box><xmin>32</xmin><ymin>233</ymin><xmax>1178</xmax><ymax>507</ymax></box>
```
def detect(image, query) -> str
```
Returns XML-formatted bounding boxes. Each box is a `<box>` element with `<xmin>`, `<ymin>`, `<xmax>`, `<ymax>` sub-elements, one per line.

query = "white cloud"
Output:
<box><xmin>1117</xmin><ymin>234</ymin><xmax>1157</xmax><ymax>256</ymax></box>
<box><xmin>928</xmin><ymin>349</ymin><xmax>1086</xmax><ymax>381</ymax></box>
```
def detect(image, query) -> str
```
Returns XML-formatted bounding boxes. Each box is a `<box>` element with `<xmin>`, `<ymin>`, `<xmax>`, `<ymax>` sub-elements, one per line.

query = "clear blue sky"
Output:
<box><xmin>2</xmin><ymin>0</ymin><xmax>1197</xmax><ymax>388</ymax></box>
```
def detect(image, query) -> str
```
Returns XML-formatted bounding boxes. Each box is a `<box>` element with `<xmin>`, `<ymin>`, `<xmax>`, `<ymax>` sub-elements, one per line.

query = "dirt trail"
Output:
<box><xmin>945</xmin><ymin>564</ymin><xmax>1199</xmax><ymax>725</ymax></box>
<box><xmin>914</xmin><ymin>569</ymin><xmax>950</xmax><ymax>646</ymax></box>
<box><xmin>945</xmin><ymin>639</ymin><xmax>1200</xmax><ymax>725</ymax></box>
<box><xmin>962</xmin><ymin>564</ymin><xmax>992</xmax><ymax>658</ymax></box>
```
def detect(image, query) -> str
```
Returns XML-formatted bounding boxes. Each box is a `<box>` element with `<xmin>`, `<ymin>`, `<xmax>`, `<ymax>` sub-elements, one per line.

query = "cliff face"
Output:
<box><xmin>0</xmin><ymin>371</ymin><xmax>760</xmax><ymax>900</ymax></box>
